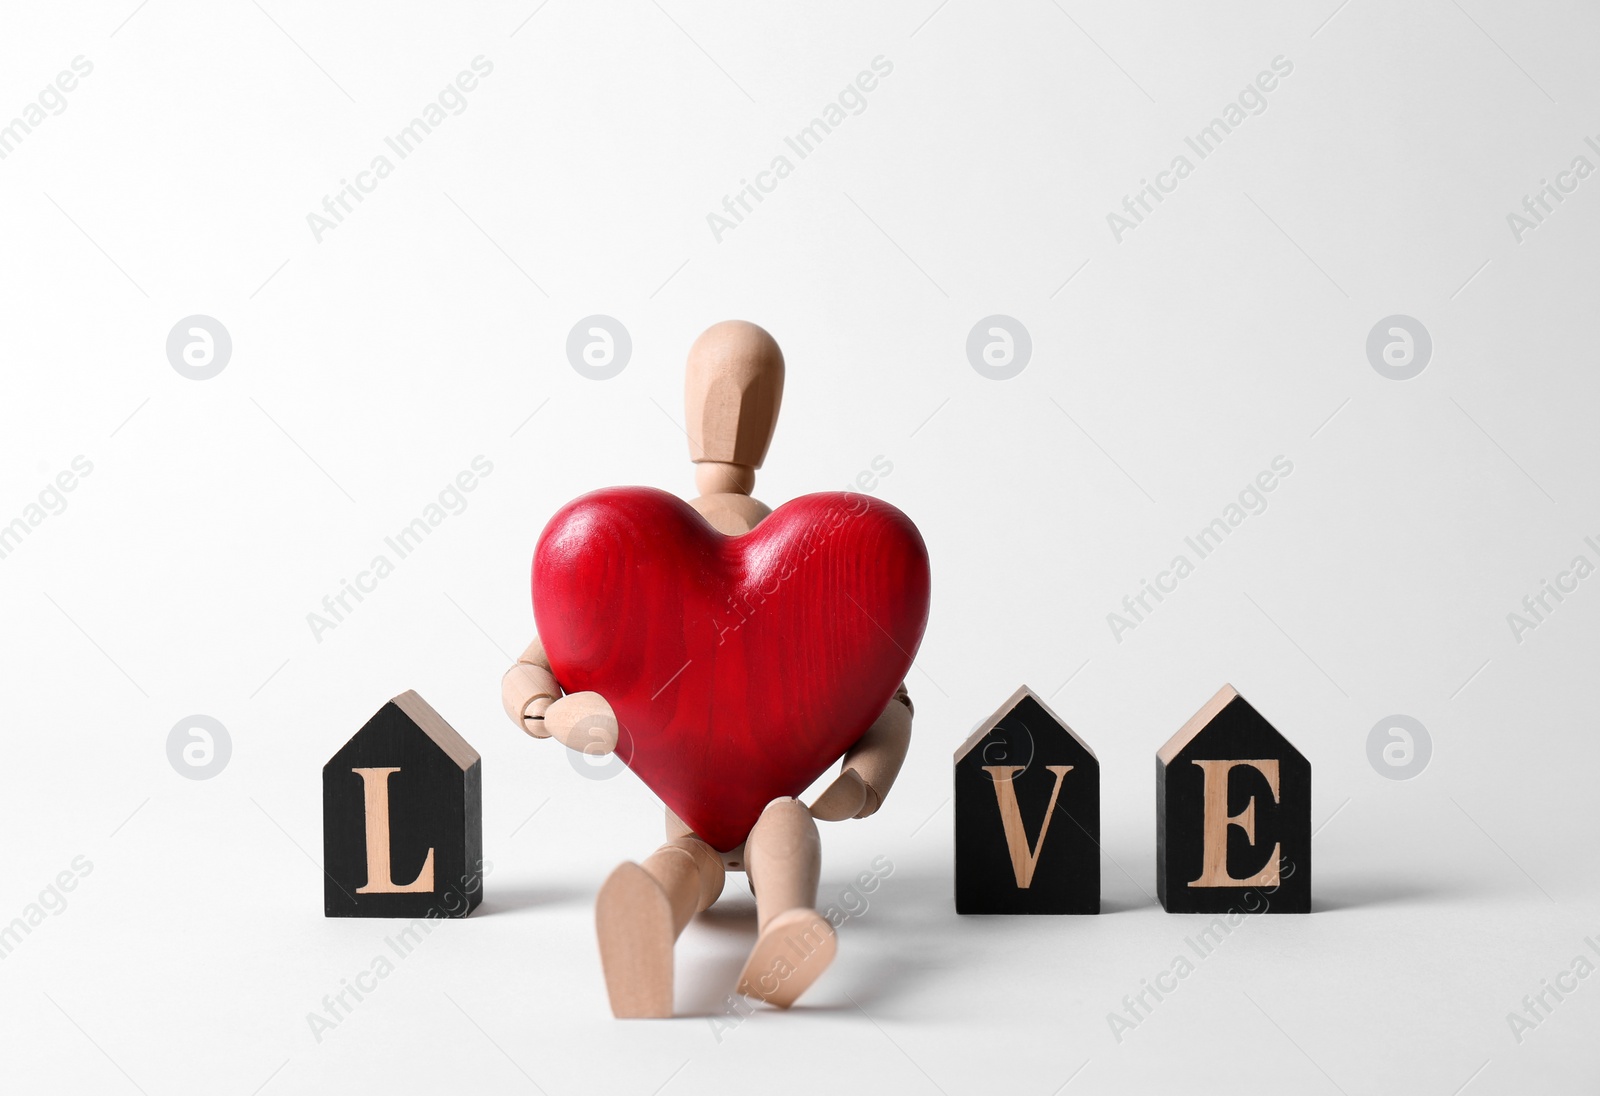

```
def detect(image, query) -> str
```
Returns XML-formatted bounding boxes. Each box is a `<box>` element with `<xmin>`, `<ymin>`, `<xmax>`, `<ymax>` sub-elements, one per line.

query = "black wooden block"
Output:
<box><xmin>955</xmin><ymin>685</ymin><xmax>1099</xmax><ymax>914</ymax></box>
<box><xmin>1156</xmin><ymin>684</ymin><xmax>1310</xmax><ymax>914</ymax></box>
<box><xmin>323</xmin><ymin>690</ymin><xmax>483</xmax><ymax>918</ymax></box>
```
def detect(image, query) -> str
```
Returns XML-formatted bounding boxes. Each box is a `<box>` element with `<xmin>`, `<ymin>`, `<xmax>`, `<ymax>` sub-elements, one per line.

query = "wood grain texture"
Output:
<box><xmin>1156</xmin><ymin>685</ymin><xmax>1310</xmax><ymax>914</ymax></box>
<box><xmin>322</xmin><ymin>691</ymin><xmax>483</xmax><ymax>918</ymax></box>
<box><xmin>532</xmin><ymin>486</ymin><xmax>930</xmax><ymax>852</ymax></box>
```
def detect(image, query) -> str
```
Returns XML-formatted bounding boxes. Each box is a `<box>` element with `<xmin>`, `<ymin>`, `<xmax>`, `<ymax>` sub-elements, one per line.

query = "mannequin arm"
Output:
<box><xmin>501</xmin><ymin>637</ymin><xmax>618</xmax><ymax>753</ymax></box>
<box><xmin>809</xmin><ymin>684</ymin><xmax>913</xmax><ymax>821</ymax></box>
<box><xmin>501</xmin><ymin>637</ymin><xmax>560</xmax><ymax>736</ymax></box>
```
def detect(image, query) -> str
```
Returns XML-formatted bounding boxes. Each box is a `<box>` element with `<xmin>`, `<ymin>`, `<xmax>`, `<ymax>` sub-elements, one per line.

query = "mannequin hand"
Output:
<box><xmin>808</xmin><ymin>768</ymin><xmax>872</xmax><ymax>821</ymax></box>
<box><xmin>542</xmin><ymin>692</ymin><xmax>619</xmax><ymax>756</ymax></box>
<box><xmin>501</xmin><ymin>639</ymin><xmax>562</xmax><ymax>738</ymax></box>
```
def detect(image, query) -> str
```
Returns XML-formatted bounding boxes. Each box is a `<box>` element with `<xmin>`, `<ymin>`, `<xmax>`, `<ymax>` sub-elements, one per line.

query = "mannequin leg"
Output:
<box><xmin>596</xmin><ymin>836</ymin><xmax>725</xmax><ymax>1017</ymax></box>
<box><xmin>735</xmin><ymin>797</ymin><xmax>837</xmax><ymax>1008</ymax></box>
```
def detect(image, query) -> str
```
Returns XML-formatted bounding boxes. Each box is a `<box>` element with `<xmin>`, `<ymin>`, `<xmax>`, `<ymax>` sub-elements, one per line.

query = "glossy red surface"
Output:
<box><xmin>533</xmin><ymin>487</ymin><xmax>930</xmax><ymax>851</ymax></box>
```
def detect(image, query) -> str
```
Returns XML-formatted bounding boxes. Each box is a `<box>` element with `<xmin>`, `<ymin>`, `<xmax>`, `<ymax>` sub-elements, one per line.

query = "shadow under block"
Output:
<box><xmin>1156</xmin><ymin>685</ymin><xmax>1310</xmax><ymax>914</ymax></box>
<box><xmin>954</xmin><ymin>685</ymin><xmax>1099</xmax><ymax>914</ymax></box>
<box><xmin>323</xmin><ymin>690</ymin><xmax>483</xmax><ymax>918</ymax></box>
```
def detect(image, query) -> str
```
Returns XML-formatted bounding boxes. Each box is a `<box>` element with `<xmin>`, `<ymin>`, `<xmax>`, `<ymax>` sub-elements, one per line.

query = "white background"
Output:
<box><xmin>2</xmin><ymin>1</ymin><xmax>1597</xmax><ymax>1093</ymax></box>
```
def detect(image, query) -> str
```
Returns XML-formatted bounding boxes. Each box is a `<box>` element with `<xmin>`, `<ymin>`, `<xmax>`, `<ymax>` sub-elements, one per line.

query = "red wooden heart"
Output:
<box><xmin>532</xmin><ymin>487</ymin><xmax>930</xmax><ymax>851</ymax></box>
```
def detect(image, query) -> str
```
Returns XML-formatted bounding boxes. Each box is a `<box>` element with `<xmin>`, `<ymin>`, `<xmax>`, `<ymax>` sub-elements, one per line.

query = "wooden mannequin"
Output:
<box><xmin>500</xmin><ymin>321</ymin><xmax>914</xmax><ymax>1017</ymax></box>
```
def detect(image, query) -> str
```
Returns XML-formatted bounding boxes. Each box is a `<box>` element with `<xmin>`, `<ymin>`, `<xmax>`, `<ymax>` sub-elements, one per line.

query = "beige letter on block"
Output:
<box><xmin>352</xmin><ymin>767</ymin><xmax>435</xmax><ymax>894</ymax></box>
<box><xmin>1190</xmin><ymin>759</ymin><xmax>1280</xmax><ymax>888</ymax></box>
<box><xmin>983</xmin><ymin>765</ymin><xmax>1072</xmax><ymax>888</ymax></box>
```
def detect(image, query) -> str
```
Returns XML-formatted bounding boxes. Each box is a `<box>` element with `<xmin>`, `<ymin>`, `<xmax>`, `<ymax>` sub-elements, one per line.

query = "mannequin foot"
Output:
<box><xmin>735</xmin><ymin>908</ymin><xmax>836</xmax><ymax>1008</ymax></box>
<box><xmin>595</xmin><ymin>862</ymin><xmax>675</xmax><ymax>1018</ymax></box>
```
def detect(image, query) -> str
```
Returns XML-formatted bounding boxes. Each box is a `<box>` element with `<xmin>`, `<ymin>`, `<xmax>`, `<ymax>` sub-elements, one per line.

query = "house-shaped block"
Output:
<box><xmin>1156</xmin><ymin>684</ymin><xmax>1310</xmax><ymax>913</ymax></box>
<box><xmin>955</xmin><ymin>685</ymin><xmax>1099</xmax><ymax>914</ymax></box>
<box><xmin>323</xmin><ymin>690</ymin><xmax>483</xmax><ymax>918</ymax></box>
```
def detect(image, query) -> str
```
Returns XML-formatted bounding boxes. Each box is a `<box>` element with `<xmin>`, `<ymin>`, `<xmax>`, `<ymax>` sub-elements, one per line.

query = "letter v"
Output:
<box><xmin>982</xmin><ymin>765</ymin><xmax>1071</xmax><ymax>888</ymax></box>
